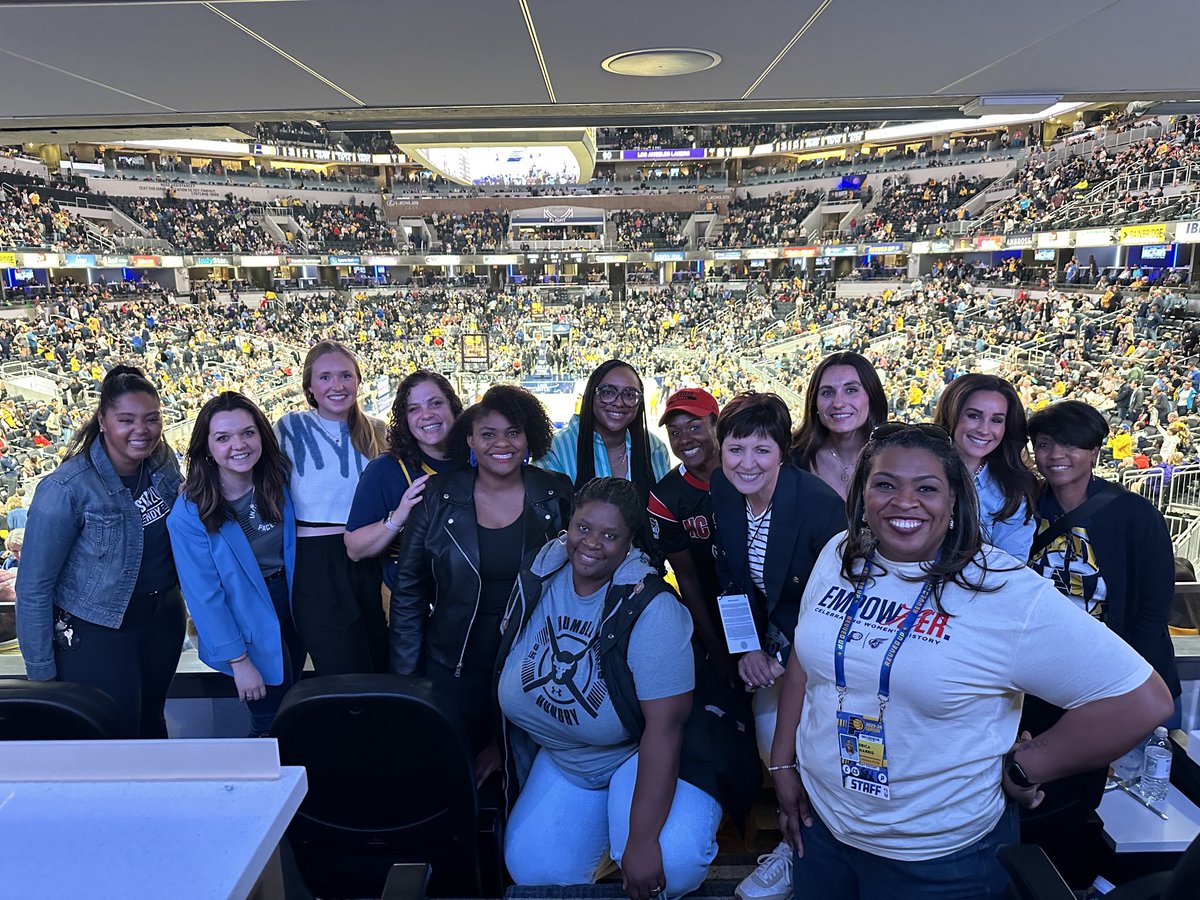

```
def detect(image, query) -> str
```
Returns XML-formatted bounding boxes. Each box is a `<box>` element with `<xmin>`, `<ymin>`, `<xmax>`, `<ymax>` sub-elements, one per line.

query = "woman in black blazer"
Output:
<box><xmin>709</xmin><ymin>393</ymin><xmax>845</xmax><ymax>759</ymax></box>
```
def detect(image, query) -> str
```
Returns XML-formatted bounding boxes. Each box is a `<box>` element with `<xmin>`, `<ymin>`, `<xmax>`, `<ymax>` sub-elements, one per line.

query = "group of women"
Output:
<box><xmin>12</xmin><ymin>342</ymin><xmax>1183</xmax><ymax>900</ymax></box>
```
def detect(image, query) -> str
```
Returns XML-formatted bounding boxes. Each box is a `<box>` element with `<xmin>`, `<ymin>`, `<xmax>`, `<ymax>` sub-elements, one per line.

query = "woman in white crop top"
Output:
<box><xmin>274</xmin><ymin>340</ymin><xmax>387</xmax><ymax>675</ymax></box>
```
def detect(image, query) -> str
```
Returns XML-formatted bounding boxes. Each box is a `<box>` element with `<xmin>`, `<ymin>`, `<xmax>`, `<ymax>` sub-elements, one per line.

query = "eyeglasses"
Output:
<box><xmin>596</xmin><ymin>384</ymin><xmax>643</xmax><ymax>406</ymax></box>
<box><xmin>871</xmin><ymin>422</ymin><xmax>952</xmax><ymax>442</ymax></box>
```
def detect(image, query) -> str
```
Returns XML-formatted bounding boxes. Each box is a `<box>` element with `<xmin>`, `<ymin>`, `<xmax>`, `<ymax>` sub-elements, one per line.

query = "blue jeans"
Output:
<box><xmin>792</xmin><ymin>803</ymin><xmax>1019</xmax><ymax>900</ymax></box>
<box><xmin>505</xmin><ymin>749</ymin><xmax>722</xmax><ymax>899</ymax></box>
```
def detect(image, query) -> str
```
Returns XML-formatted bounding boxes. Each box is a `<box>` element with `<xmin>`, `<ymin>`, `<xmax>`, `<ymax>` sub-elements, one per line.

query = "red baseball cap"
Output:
<box><xmin>659</xmin><ymin>388</ymin><xmax>719</xmax><ymax>426</ymax></box>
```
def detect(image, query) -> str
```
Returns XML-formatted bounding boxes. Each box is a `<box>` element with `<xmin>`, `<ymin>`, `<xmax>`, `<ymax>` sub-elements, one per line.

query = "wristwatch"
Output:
<box><xmin>1004</xmin><ymin>749</ymin><xmax>1036</xmax><ymax>789</ymax></box>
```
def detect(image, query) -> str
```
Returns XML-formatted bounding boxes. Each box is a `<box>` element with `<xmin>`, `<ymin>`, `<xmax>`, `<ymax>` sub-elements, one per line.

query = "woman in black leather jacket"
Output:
<box><xmin>390</xmin><ymin>384</ymin><xmax>572</xmax><ymax>764</ymax></box>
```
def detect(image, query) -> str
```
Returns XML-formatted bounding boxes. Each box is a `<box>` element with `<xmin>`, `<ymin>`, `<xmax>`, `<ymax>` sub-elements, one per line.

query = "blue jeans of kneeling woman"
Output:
<box><xmin>504</xmin><ymin>750</ymin><xmax>722</xmax><ymax>899</ymax></box>
<box><xmin>792</xmin><ymin>803</ymin><xmax>1019</xmax><ymax>900</ymax></box>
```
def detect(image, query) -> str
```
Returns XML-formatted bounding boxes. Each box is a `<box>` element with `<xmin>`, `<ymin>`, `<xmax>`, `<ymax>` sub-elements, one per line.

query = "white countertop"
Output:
<box><xmin>1099</xmin><ymin>782</ymin><xmax>1200</xmax><ymax>853</ymax></box>
<box><xmin>0</xmin><ymin>739</ymin><xmax>307</xmax><ymax>899</ymax></box>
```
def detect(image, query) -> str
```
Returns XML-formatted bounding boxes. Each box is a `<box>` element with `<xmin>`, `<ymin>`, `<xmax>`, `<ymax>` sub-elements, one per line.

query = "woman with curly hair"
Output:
<box><xmin>390</xmin><ymin>384</ymin><xmax>572</xmax><ymax>767</ymax></box>
<box><xmin>346</xmin><ymin>370</ymin><xmax>464</xmax><ymax>595</ymax></box>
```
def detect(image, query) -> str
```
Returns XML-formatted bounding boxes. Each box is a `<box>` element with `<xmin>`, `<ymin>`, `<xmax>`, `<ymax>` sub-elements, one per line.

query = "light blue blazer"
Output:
<box><xmin>167</xmin><ymin>488</ymin><xmax>296</xmax><ymax>685</ymax></box>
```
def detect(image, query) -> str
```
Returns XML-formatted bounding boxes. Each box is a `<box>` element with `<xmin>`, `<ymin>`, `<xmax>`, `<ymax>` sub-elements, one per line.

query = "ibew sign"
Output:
<box><xmin>1176</xmin><ymin>221</ymin><xmax>1200</xmax><ymax>243</ymax></box>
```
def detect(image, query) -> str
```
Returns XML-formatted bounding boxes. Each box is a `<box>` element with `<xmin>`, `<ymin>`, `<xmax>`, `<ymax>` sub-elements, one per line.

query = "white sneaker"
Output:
<box><xmin>735</xmin><ymin>841</ymin><xmax>793</xmax><ymax>900</ymax></box>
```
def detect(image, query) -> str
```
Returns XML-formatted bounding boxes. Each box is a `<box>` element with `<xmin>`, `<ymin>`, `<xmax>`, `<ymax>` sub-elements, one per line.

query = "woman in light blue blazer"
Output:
<box><xmin>168</xmin><ymin>392</ymin><xmax>302</xmax><ymax>736</ymax></box>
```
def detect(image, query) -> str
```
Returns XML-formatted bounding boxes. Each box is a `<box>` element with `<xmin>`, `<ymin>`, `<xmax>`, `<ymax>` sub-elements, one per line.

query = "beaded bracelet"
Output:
<box><xmin>767</xmin><ymin>762</ymin><xmax>797</xmax><ymax>772</ymax></box>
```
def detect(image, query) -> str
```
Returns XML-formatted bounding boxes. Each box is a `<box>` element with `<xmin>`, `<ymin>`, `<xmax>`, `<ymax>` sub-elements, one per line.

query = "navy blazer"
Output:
<box><xmin>168</xmin><ymin>488</ymin><xmax>297</xmax><ymax>685</ymax></box>
<box><xmin>711</xmin><ymin>464</ymin><xmax>845</xmax><ymax>655</ymax></box>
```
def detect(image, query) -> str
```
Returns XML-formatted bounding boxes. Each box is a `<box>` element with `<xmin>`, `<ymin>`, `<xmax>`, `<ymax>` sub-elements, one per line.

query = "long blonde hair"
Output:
<box><xmin>302</xmin><ymin>341</ymin><xmax>385</xmax><ymax>459</ymax></box>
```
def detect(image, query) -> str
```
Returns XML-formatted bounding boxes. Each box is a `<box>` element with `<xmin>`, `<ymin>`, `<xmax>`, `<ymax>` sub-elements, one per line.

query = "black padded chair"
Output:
<box><xmin>1000</xmin><ymin>833</ymin><xmax>1200</xmax><ymax>900</ymax></box>
<box><xmin>270</xmin><ymin>674</ymin><xmax>503</xmax><ymax>900</ymax></box>
<box><xmin>0</xmin><ymin>679</ymin><xmax>122</xmax><ymax>740</ymax></box>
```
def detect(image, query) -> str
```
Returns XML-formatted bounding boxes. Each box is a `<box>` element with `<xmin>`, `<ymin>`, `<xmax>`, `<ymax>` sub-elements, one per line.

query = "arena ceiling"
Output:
<box><xmin>1</xmin><ymin>0</ymin><xmax>1199</xmax><ymax>138</ymax></box>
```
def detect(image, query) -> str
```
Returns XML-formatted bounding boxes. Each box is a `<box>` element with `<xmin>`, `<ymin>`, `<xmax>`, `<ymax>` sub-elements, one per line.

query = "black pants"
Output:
<box><xmin>425</xmin><ymin>658</ymin><xmax>494</xmax><ymax>755</ymax></box>
<box><xmin>292</xmin><ymin>534</ymin><xmax>386</xmax><ymax>676</ymax></box>
<box><xmin>246</xmin><ymin>570</ymin><xmax>307</xmax><ymax>737</ymax></box>
<box><xmin>54</xmin><ymin>586</ymin><xmax>186</xmax><ymax>739</ymax></box>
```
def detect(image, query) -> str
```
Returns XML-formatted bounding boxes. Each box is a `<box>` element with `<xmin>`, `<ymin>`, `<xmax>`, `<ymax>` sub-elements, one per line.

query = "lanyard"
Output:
<box><xmin>833</xmin><ymin>557</ymin><xmax>935</xmax><ymax>720</ymax></box>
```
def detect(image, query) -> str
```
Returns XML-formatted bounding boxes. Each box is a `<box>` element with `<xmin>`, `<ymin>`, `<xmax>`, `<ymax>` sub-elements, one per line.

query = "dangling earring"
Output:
<box><xmin>469</xmin><ymin>448</ymin><xmax>477</xmax><ymax>468</ymax></box>
<box><xmin>524</xmin><ymin>450</ymin><xmax>531</xmax><ymax>465</ymax></box>
<box><xmin>948</xmin><ymin>516</ymin><xmax>956</xmax><ymax>530</ymax></box>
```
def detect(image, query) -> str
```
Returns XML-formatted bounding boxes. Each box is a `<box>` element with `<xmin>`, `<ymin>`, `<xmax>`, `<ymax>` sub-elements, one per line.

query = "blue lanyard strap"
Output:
<box><xmin>834</xmin><ymin>557</ymin><xmax>936</xmax><ymax>714</ymax></box>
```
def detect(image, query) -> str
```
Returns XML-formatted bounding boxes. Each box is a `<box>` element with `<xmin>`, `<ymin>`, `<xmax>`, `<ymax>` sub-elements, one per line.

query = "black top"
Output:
<box><xmin>228</xmin><ymin>488</ymin><xmax>285</xmax><ymax>577</ymax></box>
<box><xmin>1030</xmin><ymin>477</ymin><xmax>1180</xmax><ymax>697</ymax></box>
<box><xmin>121</xmin><ymin>469</ymin><xmax>176</xmax><ymax>595</ymax></box>
<box><xmin>389</xmin><ymin>465</ymin><xmax>573</xmax><ymax>676</ymax></box>
<box><xmin>650</xmin><ymin>464</ymin><xmax>718</xmax><ymax>616</ymax></box>
<box><xmin>469</xmin><ymin>514</ymin><xmax>525</xmax><ymax>668</ymax></box>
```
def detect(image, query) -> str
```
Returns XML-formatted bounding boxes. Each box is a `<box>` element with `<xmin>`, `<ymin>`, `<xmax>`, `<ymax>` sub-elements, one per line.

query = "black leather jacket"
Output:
<box><xmin>389</xmin><ymin>464</ymin><xmax>572</xmax><ymax>676</ymax></box>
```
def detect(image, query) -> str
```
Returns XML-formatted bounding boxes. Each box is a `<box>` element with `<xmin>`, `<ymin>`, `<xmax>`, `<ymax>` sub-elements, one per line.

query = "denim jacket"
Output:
<box><xmin>975</xmin><ymin>463</ymin><xmax>1035</xmax><ymax>562</ymax></box>
<box><xmin>16</xmin><ymin>439</ymin><xmax>181</xmax><ymax>680</ymax></box>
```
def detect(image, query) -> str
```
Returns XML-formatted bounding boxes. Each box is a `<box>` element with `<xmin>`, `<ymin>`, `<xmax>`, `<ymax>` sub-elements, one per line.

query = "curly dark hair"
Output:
<box><xmin>841</xmin><ymin>424</ymin><xmax>1011</xmax><ymax>613</ymax></box>
<box><xmin>386</xmin><ymin>370</ymin><xmax>464</xmax><ymax>471</ymax></box>
<box><xmin>446</xmin><ymin>384</ymin><xmax>555</xmax><ymax>465</ymax></box>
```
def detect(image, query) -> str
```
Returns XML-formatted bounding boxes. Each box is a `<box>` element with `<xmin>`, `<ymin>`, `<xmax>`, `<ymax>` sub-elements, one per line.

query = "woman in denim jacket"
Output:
<box><xmin>933</xmin><ymin>373</ymin><xmax>1038</xmax><ymax>561</ymax></box>
<box><xmin>17</xmin><ymin>366</ymin><xmax>184</xmax><ymax>738</ymax></box>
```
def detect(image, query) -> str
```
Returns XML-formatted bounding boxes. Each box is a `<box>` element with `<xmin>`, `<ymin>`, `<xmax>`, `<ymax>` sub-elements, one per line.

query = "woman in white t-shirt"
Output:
<box><xmin>767</xmin><ymin>422</ymin><xmax>1173</xmax><ymax>900</ymax></box>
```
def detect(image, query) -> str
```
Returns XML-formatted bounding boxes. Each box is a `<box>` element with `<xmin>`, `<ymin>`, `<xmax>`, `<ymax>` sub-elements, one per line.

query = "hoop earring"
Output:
<box><xmin>468</xmin><ymin>448</ymin><xmax>477</xmax><ymax>468</ymax></box>
<box><xmin>557</xmin><ymin>529</ymin><xmax>568</xmax><ymax>545</ymax></box>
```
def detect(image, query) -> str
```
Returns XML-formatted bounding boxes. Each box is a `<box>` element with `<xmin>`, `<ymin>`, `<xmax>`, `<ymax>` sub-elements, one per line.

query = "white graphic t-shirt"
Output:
<box><xmin>792</xmin><ymin>533</ymin><xmax>1151</xmax><ymax>862</ymax></box>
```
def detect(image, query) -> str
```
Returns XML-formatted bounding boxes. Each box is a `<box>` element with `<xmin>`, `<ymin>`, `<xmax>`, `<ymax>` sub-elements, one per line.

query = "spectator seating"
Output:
<box><xmin>429</xmin><ymin>210</ymin><xmax>509</xmax><ymax>253</ymax></box>
<box><xmin>111</xmin><ymin>196</ymin><xmax>286</xmax><ymax>254</ymax></box>
<box><xmin>292</xmin><ymin>203</ymin><xmax>397</xmax><ymax>253</ymax></box>
<box><xmin>711</xmin><ymin>189</ymin><xmax>820</xmax><ymax>247</ymax></box>
<box><xmin>855</xmin><ymin>173</ymin><xmax>989</xmax><ymax>240</ymax></box>
<box><xmin>609</xmin><ymin>210</ymin><xmax>686</xmax><ymax>249</ymax></box>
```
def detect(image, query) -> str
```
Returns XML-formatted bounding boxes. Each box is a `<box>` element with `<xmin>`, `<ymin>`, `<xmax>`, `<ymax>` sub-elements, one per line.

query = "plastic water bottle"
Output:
<box><xmin>1139</xmin><ymin>726</ymin><xmax>1172</xmax><ymax>802</ymax></box>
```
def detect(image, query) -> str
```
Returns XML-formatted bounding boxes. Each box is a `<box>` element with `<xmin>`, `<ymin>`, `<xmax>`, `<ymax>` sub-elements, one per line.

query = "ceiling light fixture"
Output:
<box><xmin>601</xmin><ymin>48</ymin><xmax>721</xmax><ymax>77</ymax></box>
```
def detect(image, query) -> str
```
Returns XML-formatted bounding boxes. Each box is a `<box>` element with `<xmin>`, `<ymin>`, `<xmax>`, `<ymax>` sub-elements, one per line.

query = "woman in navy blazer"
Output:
<box><xmin>709</xmin><ymin>394</ymin><xmax>846</xmax><ymax>758</ymax></box>
<box><xmin>168</xmin><ymin>392</ymin><xmax>302</xmax><ymax>736</ymax></box>
<box><xmin>710</xmin><ymin>393</ymin><xmax>846</xmax><ymax>900</ymax></box>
